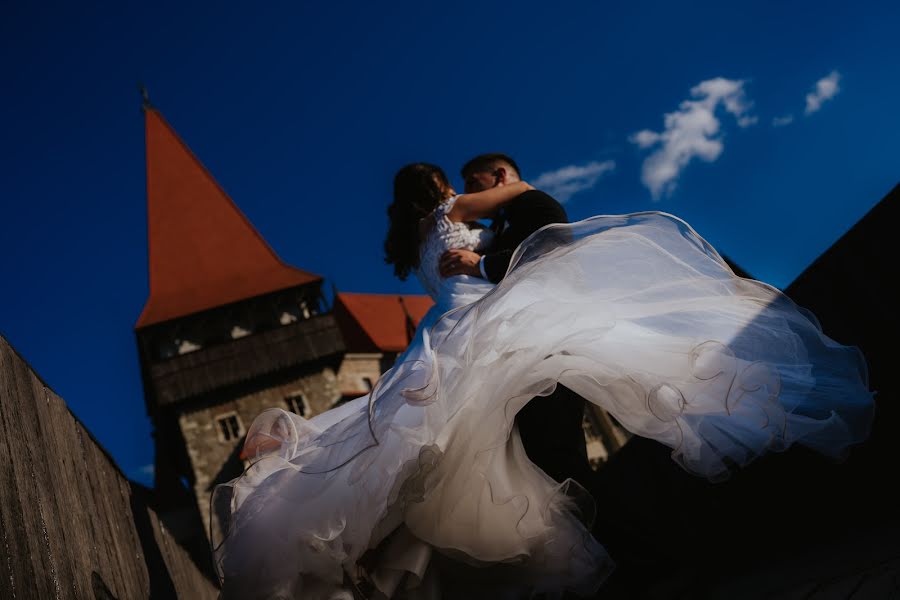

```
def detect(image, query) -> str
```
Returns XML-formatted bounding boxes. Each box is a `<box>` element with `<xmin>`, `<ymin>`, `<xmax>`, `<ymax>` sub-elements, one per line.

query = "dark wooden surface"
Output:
<box><xmin>785</xmin><ymin>182</ymin><xmax>899</xmax><ymax>472</ymax></box>
<box><xmin>592</xmin><ymin>183</ymin><xmax>900</xmax><ymax>600</ymax></box>
<box><xmin>0</xmin><ymin>335</ymin><xmax>218</xmax><ymax>599</ymax></box>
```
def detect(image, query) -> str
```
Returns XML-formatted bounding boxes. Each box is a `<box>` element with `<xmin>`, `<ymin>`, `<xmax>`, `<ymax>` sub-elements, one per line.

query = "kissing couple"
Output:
<box><xmin>213</xmin><ymin>153</ymin><xmax>873</xmax><ymax>599</ymax></box>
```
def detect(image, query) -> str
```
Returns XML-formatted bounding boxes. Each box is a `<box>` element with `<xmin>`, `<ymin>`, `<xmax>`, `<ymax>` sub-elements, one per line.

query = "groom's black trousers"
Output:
<box><xmin>482</xmin><ymin>189</ymin><xmax>598</xmax><ymax>510</ymax></box>
<box><xmin>516</xmin><ymin>385</ymin><xmax>597</xmax><ymax>499</ymax></box>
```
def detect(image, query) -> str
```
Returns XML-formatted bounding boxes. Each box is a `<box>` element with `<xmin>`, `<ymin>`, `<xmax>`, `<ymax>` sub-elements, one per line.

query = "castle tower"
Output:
<box><xmin>134</xmin><ymin>104</ymin><xmax>346</xmax><ymax>539</ymax></box>
<box><xmin>133</xmin><ymin>100</ymin><xmax>629</xmax><ymax>548</ymax></box>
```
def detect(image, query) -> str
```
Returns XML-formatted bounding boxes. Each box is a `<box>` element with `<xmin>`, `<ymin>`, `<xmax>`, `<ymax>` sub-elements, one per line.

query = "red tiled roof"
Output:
<box><xmin>136</xmin><ymin>108</ymin><xmax>320</xmax><ymax>328</ymax></box>
<box><xmin>334</xmin><ymin>293</ymin><xmax>433</xmax><ymax>353</ymax></box>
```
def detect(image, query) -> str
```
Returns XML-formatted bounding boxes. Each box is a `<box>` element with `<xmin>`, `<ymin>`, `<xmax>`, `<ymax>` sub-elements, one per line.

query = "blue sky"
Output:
<box><xmin>2</xmin><ymin>0</ymin><xmax>898</xmax><ymax>486</ymax></box>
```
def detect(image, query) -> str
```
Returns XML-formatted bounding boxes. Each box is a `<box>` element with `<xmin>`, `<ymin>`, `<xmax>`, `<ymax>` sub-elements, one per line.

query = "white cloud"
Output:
<box><xmin>533</xmin><ymin>160</ymin><xmax>616</xmax><ymax>203</ymax></box>
<box><xmin>805</xmin><ymin>70</ymin><xmax>841</xmax><ymax>115</ymax></box>
<box><xmin>130</xmin><ymin>463</ymin><xmax>155</xmax><ymax>484</ymax></box>
<box><xmin>772</xmin><ymin>114</ymin><xmax>795</xmax><ymax>127</ymax></box>
<box><xmin>630</xmin><ymin>77</ymin><xmax>756</xmax><ymax>200</ymax></box>
<box><xmin>631</xmin><ymin>130</ymin><xmax>661</xmax><ymax>148</ymax></box>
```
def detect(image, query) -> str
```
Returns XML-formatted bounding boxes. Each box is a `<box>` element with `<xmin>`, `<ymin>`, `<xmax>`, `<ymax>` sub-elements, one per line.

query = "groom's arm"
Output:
<box><xmin>481</xmin><ymin>249</ymin><xmax>514</xmax><ymax>283</ymax></box>
<box><xmin>481</xmin><ymin>190</ymin><xmax>568</xmax><ymax>283</ymax></box>
<box><xmin>439</xmin><ymin>248</ymin><xmax>483</xmax><ymax>278</ymax></box>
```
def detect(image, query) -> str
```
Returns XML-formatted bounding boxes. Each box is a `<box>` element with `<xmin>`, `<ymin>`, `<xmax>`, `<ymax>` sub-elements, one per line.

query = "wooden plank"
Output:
<box><xmin>0</xmin><ymin>341</ymin><xmax>36</xmax><ymax>599</ymax></box>
<box><xmin>44</xmin><ymin>385</ymin><xmax>93</xmax><ymax>598</ymax></box>
<box><xmin>0</xmin><ymin>336</ymin><xmax>218</xmax><ymax>599</ymax></box>
<box><xmin>3</xmin><ymin>340</ymin><xmax>58</xmax><ymax>599</ymax></box>
<box><xmin>27</xmin><ymin>374</ymin><xmax>79</xmax><ymax>598</ymax></box>
<box><xmin>144</xmin><ymin>503</ymin><xmax>218</xmax><ymax>599</ymax></box>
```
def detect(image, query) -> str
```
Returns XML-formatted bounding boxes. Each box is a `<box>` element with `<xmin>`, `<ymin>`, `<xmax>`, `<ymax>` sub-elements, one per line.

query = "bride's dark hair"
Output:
<box><xmin>384</xmin><ymin>163</ymin><xmax>452</xmax><ymax>280</ymax></box>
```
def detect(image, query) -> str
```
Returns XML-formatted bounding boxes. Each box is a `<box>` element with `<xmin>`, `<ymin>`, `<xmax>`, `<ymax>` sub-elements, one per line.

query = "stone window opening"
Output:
<box><xmin>285</xmin><ymin>392</ymin><xmax>308</xmax><ymax>416</ymax></box>
<box><xmin>157</xmin><ymin>340</ymin><xmax>178</xmax><ymax>360</ymax></box>
<box><xmin>279</xmin><ymin>310</ymin><xmax>299</xmax><ymax>325</ymax></box>
<box><xmin>216</xmin><ymin>412</ymin><xmax>244</xmax><ymax>442</ymax></box>
<box><xmin>230</xmin><ymin>325</ymin><xmax>252</xmax><ymax>339</ymax></box>
<box><xmin>176</xmin><ymin>339</ymin><xmax>202</xmax><ymax>355</ymax></box>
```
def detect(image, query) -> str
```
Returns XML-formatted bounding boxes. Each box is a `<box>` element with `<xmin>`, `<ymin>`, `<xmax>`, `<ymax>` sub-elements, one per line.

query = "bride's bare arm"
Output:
<box><xmin>446</xmin><ymin>181</ymin><xmax>534</xmax><ymax>222</ymax></box>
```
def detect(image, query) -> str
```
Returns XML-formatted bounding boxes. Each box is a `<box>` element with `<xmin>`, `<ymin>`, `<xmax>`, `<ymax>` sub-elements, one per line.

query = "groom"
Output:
<box><xmin>439</xmin><ymin>153</ymin><xmax>597</xmax><ymax>495</ymax></box>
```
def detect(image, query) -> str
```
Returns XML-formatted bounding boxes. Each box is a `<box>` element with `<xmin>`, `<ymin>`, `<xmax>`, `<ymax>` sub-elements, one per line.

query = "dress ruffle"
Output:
<box><xmin>213</xmin><ymin>212</ymin><xmax>873</xmax><ymax>599</ymax></box>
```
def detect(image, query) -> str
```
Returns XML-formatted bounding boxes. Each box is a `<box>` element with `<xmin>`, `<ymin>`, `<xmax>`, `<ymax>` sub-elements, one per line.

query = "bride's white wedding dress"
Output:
<box><xmin>213</xmin><ymin>199</ymin><xmax>873</xmax><ymax>599</ymax></box>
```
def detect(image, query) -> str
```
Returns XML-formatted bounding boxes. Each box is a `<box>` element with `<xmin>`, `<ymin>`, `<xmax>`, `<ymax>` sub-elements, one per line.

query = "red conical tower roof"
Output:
<box><xmin>136</xmin><ymin>107</ymin><xmax>320</xmax><ymax>329</ymax></box>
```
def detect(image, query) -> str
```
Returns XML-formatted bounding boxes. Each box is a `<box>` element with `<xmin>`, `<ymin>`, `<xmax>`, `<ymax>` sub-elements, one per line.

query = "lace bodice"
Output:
<box><xmin>415</xmin><ymin>197</ymin><xmax>494</xmax><ymax>299</ymax></box>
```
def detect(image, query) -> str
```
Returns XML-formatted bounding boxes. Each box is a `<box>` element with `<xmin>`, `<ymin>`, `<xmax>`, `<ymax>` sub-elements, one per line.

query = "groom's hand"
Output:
<box><xmin>440</xmin><ymin>249</ymin><xmax>482</xmax><ymax>278</ymax></box>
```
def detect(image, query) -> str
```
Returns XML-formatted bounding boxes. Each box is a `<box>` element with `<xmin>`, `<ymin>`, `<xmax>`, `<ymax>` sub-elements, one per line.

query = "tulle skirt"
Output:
<box><xmin>212</xmin><ymin>212</ymin><xmax>873</xmax><ymax>599</ymax></box>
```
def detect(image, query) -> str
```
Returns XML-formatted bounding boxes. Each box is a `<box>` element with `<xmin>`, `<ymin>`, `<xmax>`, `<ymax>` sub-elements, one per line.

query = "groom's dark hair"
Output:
<box><xmin>461</xmin><ymin>153</ymin><xmax>521</xmax><ymax>179</ymax></box>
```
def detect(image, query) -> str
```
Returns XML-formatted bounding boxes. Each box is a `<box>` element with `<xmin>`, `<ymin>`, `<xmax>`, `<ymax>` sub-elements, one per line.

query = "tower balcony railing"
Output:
<box><xmin>147</xmin><ymin>313</ymin><xmax>345</xmax><ymax>407</ymax></box>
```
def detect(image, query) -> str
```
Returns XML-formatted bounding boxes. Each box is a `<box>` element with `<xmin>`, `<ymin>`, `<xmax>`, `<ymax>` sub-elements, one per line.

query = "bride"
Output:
<box><xmin>213</xmin><ymin>162</ymin><xmax>873</xmax><ymax>599</ymax></box>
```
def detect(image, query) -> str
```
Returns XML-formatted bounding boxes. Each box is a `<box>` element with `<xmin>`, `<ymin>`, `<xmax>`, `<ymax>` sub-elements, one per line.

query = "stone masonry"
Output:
<box><xmin>179</xmin><ymin>366</ymin><xmax>341</xmax><ymax>539</ymax></box>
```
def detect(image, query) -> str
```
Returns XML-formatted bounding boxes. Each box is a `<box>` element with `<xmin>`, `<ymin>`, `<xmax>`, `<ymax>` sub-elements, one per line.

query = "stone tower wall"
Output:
<box><xmin>178</xmin><ymin>366</ymin><xmax>342</xmax><ymax>538</ymax></box>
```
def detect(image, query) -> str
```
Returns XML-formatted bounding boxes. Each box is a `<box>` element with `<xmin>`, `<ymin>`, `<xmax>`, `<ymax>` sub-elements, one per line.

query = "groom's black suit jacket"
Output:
<box><xmin>479</xmin><ymin>188</ymin><xmax>597</xmax><ymax>495</ymax></box>
<box><xmin>481</xmin><ymin>189</ymin><xmax>568</xmax><ymax>284</ymax></box>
